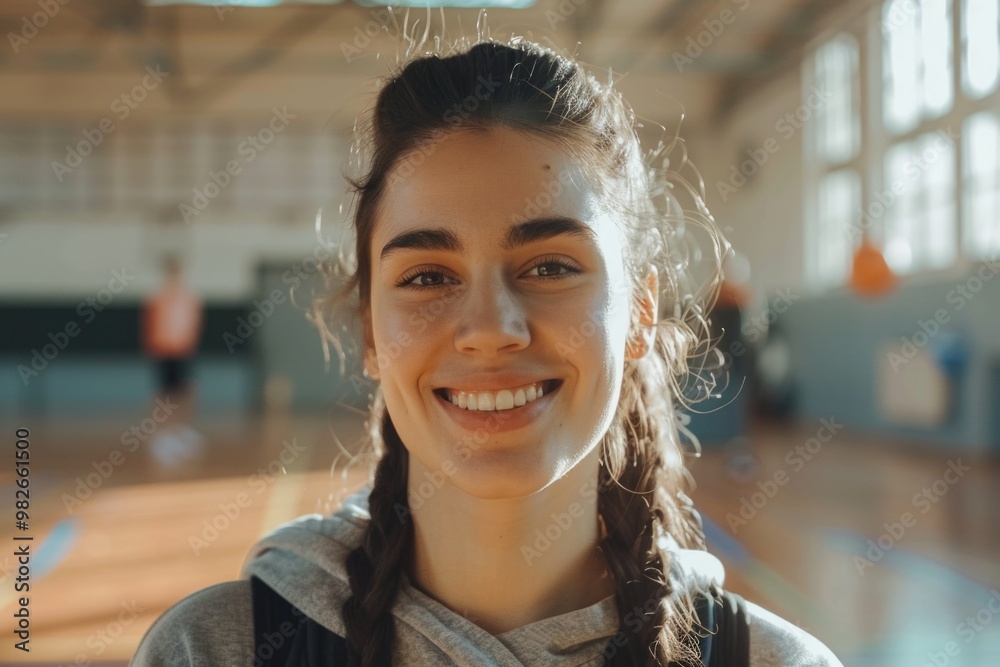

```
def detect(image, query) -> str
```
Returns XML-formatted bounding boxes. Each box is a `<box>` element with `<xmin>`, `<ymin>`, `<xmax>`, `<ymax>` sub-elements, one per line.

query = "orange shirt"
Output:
<box><xmin>716</xmin><ymin>279</ymin><xmax>750</xmax><ymax>309</ymax></box>
<box><xmin>142</xmin><ymin>284</ymin><xmax>203</xmax><ymax>358</ymax></box>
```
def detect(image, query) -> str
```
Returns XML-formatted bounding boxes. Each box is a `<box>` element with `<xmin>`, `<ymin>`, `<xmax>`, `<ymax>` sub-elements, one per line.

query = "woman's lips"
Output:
<box><xmin>433</xmin><ymin>380</ymin><xmax>563</xmax><ymax>434</ymax></box>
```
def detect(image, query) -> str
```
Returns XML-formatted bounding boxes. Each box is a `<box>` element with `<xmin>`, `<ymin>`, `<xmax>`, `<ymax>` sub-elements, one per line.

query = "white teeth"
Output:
<box><xmin>444</xmin><ymin>382</ymin><xmax>550</xmax><ymax>412</ymax></box>
<box><xmin>495</xmin><ymin>390</ymin><xmax>514</xmax><ymax>410</ymax></box>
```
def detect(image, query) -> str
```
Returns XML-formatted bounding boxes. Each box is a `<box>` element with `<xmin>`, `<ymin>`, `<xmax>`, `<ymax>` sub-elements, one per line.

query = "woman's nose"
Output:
<box><xmin>453</xmin><ymin>277</ymin><xmax>531</xmax><ymax>355</ymax></box>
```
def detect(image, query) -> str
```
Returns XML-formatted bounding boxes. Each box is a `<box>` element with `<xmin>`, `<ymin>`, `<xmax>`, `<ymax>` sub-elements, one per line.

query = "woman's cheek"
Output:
<box><xmin>375</xmin><ymin>311</ymin><xmax>425</xmax><ymax>374</ymax></box>
<box><xmin>408</xmin><ymin>310</ymin><xmax>429</xmax><ymax>335</ymax></box>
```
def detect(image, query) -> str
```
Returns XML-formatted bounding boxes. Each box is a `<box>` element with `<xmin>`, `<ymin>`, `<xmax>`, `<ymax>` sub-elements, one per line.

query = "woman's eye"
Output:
<box><xmin>396</xmin><ymin>260</ymin><xmax>579</xmax><ymax>290</ymax></box>
<box><xmin>527</xmin><ymin>261</ymin><xmax>574</xmax><ymax>278</ymax></box>
<box><xmin>398</xmin><ymin>271</ymin><xmax>451</xmax><ymax>288</ymax></box>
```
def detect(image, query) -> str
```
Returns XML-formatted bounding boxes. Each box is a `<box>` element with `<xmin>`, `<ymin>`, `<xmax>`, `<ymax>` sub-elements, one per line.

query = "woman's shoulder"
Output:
<box><xmin>744</xmin><ymin>599</ymin><xmax>844</xmax><ymax>667</ymax></box>
<box><xmin>130</xmin><ymin>580</ymin><xmax>255</xmax><ymax>667</ymax></box>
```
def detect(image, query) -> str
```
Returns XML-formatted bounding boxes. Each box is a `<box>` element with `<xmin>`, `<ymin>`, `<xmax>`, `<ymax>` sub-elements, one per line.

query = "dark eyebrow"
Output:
<box><xmin>379</xmin><ymin>216</ymin><xmax>596</xmax><ymax>263</ymax></box>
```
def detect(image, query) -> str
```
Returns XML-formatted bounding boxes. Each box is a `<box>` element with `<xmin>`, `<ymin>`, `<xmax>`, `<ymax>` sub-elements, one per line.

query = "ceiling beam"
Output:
<box><xmin>644</xmin><ymin>0</ymin><xmax>706</xmax><ymax>38</ymax></box>
<box><xmin>167</xmin><ymin>6</ymin><xmax>338</xmax><ymax>109</ymax></box>
<box><xmin>611</xmin><ymin>0</ymin><xmax>703</xmax><ymax>72</ymax></box>
<box><xmin>710</xmin><ymin>0</ymin><xmax>848</xmax><ymax>123</ymax></box>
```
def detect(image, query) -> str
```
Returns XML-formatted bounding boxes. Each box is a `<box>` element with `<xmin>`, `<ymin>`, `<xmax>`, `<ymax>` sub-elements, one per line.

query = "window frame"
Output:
<box><xmin>803</xmin><ymin>0</ymin><xmax>1000</xmax><ymax>292</ymax></box>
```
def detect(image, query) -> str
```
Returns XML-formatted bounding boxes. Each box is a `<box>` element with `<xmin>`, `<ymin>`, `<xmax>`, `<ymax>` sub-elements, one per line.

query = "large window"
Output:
<box><xmin>806</xmin><ymin>0</ymin><xmax>1000</xmax><ymax>289</ymax></box>
<box><xmin>882</xmin><ymin>131</ymin><xmax>956</xmax><ymax>272</ymax></box>
<box><xmin>805</xmin><ymin>34</ymin><xmax>860</xmax><ymax>289</ymax></box>
<box><xmin>962</xmin><ymin>0</ymin><xmax>1000</xmax><ymax>98</ymax></box>
<box><xmin>816</xmin><ymin>169</ymin><xmax>862</xmax><ymax>286</ymax></box>
<box><xmin>815</xmin><ymin>35</ymin><xmax>861</xmax><ymax>163</ymax></box>
<box><xmin>963</xmin><ymin>111</ymin><xmax>1000</xmax><ymax>258</ymax></box>
<box><xmin>883</xmin><ymin>0</ymin><xmax>953</xmax><ymax>134</ymax></box>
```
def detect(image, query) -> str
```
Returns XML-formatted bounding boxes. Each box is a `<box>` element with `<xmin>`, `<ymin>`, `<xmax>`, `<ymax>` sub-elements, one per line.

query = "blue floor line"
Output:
<box><xmin>824</xmin><ymin>528</ymin><xmax>999</xmax><ymax>603</ymax></box>
<box><xmin>33</xmin><ymin>518</ymin><xmax>80</xmax><ymax>580</ymax></box>
<box><xmin>700</xmin><ymin>513</ymin><xmax>751</xmax><ymax>567</ymax></box>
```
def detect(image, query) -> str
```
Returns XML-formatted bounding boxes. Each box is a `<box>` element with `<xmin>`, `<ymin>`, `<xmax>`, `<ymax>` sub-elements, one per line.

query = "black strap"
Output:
<box><xmin>250</xmin><ymin>575</ymin><xmax>358</xmax><ymax>666</ymax></box>
<box><xmin>699</xmin><ymin>587</ymin><xmax>750</xmax><ymax>667</ymax></box>
<box><xmin>603</xmin><ymin>587</ymin><xmax>750</xmax><ymax>667</ymax></box>
<box><xmin>252</xmin><ymin>575</ymin><xmax>748</xmax><ymax>667</ymax></box>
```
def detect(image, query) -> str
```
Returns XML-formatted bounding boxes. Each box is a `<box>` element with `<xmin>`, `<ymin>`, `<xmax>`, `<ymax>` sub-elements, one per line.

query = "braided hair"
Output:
<box><xmin>311</xmin><ymin>34</ymin><xmax>728</xmax><ymax>667</ymax></box>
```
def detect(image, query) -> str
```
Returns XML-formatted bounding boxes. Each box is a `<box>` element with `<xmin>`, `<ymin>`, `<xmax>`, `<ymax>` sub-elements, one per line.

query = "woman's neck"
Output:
<box><xmin>403</xmin><ymin>447</ymin><xmax>616</xmax><ymax>635</ymax></box>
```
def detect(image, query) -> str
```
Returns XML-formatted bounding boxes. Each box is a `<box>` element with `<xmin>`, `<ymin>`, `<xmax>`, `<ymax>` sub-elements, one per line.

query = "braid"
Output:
<box><xmin>341</xmin><ymin>402</ymin><xmax>412</xmax><ymax>667</ymax></box>
<box><xmin>596</xmin><ymin>358</ymin><xmax>706</xmax><ymax>667</ymax></box>
<box><xmin>599</xmin><ymin>459</ymin><xmax>665</xmax><ymax>666</ymax></box>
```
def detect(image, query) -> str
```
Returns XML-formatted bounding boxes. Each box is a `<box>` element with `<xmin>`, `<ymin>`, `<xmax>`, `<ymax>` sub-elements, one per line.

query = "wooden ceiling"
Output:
<box><xmin>0</xmin><ymin>0</ymin><xmax>861</xmax><ymax>130</ymax></box>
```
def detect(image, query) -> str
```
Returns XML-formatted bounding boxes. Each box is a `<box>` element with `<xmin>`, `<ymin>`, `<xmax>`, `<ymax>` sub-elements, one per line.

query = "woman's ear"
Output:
<box><xmin>363</xmin><ymin>348</ymin><xmax>380</xmax><ymax>381</ymax></box>
<box><xmin>625</xmin><ymin>265</ymin><xmax>659</xmax><ymax>361</ymax></box>
<box><xmin>362</xmin><ymin>327</ymin><xmax>380</xmax><ymax>381</ymax></box>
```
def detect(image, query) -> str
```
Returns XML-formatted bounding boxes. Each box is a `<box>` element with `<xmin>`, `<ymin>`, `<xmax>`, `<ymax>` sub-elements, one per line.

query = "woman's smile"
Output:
<box><xmin>432</xmin><ymin>379</ymin><xmax>564</xmax><ymax>434</ymax></box>
<box><xmin>439</xmin><ymin>378</ymin><xmax>556</xmax><ymax>409</ymax></box>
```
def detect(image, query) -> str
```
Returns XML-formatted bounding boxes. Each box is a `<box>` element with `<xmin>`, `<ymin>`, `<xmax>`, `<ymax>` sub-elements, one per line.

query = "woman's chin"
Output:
<box><xmin>443</xmin><ymin>459</ymin><xmax>556</xmax><ymax>501</ymax></box>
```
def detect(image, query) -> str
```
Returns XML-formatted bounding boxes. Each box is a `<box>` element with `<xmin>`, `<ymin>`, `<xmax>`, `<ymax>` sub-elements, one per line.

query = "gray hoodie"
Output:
<box><xmin>130</xmin><ymin>484</ymin><xmax>843</xmax><ymax>666</ymax></box>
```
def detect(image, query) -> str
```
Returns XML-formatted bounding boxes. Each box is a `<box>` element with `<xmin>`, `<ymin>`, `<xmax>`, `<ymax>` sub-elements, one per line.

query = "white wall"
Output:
<box><xmin>0</xmin><ymin>213</ymin><xmax>349</xmax><ymax>301</ymax></box>
<box><xmin>685</xmin><ymin>70</ymin><xmax>808</xmax><ymax>306</ymax></box>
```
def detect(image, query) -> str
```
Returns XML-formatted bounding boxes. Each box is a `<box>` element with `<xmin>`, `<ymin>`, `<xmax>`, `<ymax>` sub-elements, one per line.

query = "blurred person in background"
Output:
<box><xmin>711</xmin><ymin>256</ymin><xmax>761</xmax><ymax>483</ymax></box>
<box><xmin>141</xmin><ymin>254</ymin><xmax>205</xmax><ymax>467</ymax></box>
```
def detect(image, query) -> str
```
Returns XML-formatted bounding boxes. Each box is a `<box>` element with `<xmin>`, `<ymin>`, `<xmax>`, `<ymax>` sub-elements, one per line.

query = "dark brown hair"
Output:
<box><xmin>311</xmin><ymin>35</ymin><xmax>728</xmax><ymax>667</ymax></box>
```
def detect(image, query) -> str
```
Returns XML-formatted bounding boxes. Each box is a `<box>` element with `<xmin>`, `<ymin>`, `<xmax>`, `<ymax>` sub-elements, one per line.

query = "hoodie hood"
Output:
<box><xmin>240</xmin><ymin>484</ymin><xmax>726</xmax><ymax>667</ymax></box>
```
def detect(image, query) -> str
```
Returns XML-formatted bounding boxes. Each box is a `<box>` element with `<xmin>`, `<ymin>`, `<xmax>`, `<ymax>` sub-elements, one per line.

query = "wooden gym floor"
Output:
<box><xmin>0</xmin><ymin>409</ymin><xmax>997</xmax><ymax>666</ymax></box>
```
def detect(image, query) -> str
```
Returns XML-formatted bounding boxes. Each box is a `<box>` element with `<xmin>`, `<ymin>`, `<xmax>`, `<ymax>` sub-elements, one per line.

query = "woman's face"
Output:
<box><xmin>365</xmin><ymin>126</ymin><xmax>649</xmax><ymax>499</ymax></box>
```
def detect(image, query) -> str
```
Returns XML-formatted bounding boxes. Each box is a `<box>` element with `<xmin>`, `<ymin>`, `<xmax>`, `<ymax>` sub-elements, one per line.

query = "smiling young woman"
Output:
<box><xmin>132</xmin><ymin>34</ymin><xmax>842</xmax><ymax>667</ymax></box>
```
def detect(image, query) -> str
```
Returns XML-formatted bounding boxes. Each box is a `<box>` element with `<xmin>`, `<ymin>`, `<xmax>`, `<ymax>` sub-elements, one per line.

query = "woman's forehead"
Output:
<box><xmin>374</xmin><ymin>128</ymin><xmax>613</xmax><ymax>247</ymax></box>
